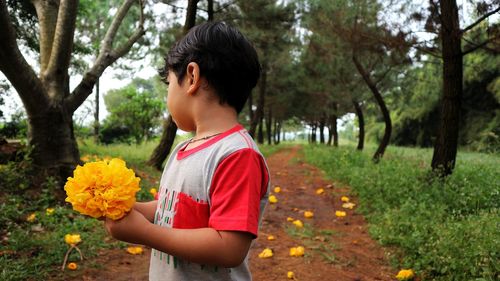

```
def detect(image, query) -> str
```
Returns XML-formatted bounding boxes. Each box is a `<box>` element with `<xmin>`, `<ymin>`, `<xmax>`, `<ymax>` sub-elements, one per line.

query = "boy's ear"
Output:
<box><xmin>186</xmin><ymin>62</ymin><xmax>201</xmax><ymax>96</ymax></box>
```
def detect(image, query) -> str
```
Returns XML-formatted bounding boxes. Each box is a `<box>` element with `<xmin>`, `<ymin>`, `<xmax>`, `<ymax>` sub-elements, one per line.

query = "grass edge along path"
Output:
<box><xmin>303</xmin><ymin>144</ymin><xmax>499</xmax><ymax>281</ymax></box>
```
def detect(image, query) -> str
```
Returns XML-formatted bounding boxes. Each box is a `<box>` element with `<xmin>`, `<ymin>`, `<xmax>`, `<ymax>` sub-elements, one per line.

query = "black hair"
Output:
<box><xmin>160</xmin><ymin>21</ymin><xmax>261</xmax><ymax>113</ymax></box>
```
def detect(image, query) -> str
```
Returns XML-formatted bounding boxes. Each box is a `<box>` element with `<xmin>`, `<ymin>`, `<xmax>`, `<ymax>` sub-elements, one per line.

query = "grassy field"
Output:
<box><xmin>303</xmin><ymin>144</ymin><xmax>499</xmax><ymax>281</ymax></box>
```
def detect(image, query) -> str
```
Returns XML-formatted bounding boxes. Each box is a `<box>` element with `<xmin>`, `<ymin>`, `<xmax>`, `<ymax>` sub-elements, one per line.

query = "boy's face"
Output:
<box><xmin>166</xmin><ymin>72</ymin><xmax>194</xmax><ymax>131</ymax></box>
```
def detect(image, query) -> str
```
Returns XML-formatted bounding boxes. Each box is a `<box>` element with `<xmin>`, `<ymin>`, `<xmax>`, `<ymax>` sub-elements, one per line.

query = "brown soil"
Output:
<box><xmin>57</xmin><ymin>146</ymin><xmax>395</xmax><ymax>281</ymax></box>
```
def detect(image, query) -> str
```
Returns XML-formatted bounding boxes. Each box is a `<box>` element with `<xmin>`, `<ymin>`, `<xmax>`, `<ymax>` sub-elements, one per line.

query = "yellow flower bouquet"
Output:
<box><xmin>64</xmin><ymin>158</ymin><xmax>140</xmax><ymax>220</ymax></box>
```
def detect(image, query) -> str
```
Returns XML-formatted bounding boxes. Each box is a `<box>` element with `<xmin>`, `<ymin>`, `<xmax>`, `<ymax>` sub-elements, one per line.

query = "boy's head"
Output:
<box><xmin>161</xmin><ymin>21</ymin><xmax>261</xmax><ymax>114</ymax></box>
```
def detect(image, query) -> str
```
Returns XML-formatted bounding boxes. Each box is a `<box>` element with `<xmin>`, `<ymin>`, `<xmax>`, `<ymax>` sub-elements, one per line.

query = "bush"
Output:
<box><xmin>304</xmin><ymin>145</ymin><xmax>499</xmax><ymax>281</ymax></box>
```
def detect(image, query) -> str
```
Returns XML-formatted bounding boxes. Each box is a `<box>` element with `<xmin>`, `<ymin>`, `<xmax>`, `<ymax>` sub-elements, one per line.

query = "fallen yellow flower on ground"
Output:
<box><xmin>289</xmin><ymin>246</ymin><xmax>305</xmax><ymax>257</ymax></box>
<box><xmin>304</xmin><ymin>211</ymin><xmax>314</xmax><ymax>218</ymax></box>
<box><xmin>341</xmin><ymin>196</ymin><xmax>350</xmax><ymax>202</ymax></box>
<box><xmin>149</xmin><ymin>188</ymin><xmax>158</xmax><ymax>197</ymax></box>
<box><xmin>292</xmin><ymin>220</ymin><xmax>303</xmax><ymax>228</ymax></box>
<box><xmin>287</xmin><ymin>217</ymin><xmax>294</xmax><ymax>222</ymax></box>
<box><xmin>287</xmin><ymin>271</ymin><xmax>295</xmax><ymax>279</ymax></box>
<box><xmin>316</xmin><ymin>188</ymin><xmax>324</xmax><ymax>195</ymax></box>
<box><xmin>342</xmin><ymin>202</ymin><xmax>356</xmax><ymax>209</ymax></box>
<box><xmin>274</xmin><ymin>186</ymin><xmax>281</xmax><ymax>193</ymax></box>
<box><xmin>267</xmin><ymin>235</ymin><xmax>276</xmax><ymax>241</ymax></box>
<box><xmin>258</xmin><ymin>248</ymin><xmax>273</xmax><ymax>258</ymax></box>
<box><xmin>268</xmin><ymin>195</ymin><xmax>278</xmax><ymax>204</ymax></box>
<box><xmin>335</xmin><ymin>210</ymin><xmax>347</xmax><ymax>217</ymax></box>
<box><xmin>126</xmin><ymin>246</ymin><xmax>143</xmax><ymax>255</ymax></box>
<box><xmin>26</xmin><ymin>213</ymin><xmax>36</xmax><ymax>222</ymax></box>
<box><xmin>396</xmin><ymin>269</ymin><xmax>415</xmax><ymax>280</ymax></box>
<box><xmin>67</xmin><ymin>262</ymin><xmax>78</xmax><ymax>270</ymax></box>
<box><xmin>64</xmin><ymin>158</ymin><xmax>141</xmax><ymax>220</ymax></box>
<box><xmin>64</xmin><ymin>234</ymin><xmax>82</xmax><ymax>246</ymax></box>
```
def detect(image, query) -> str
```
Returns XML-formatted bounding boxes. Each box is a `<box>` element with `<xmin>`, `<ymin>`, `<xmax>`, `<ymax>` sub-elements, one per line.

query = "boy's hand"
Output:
<box><xmin>104</xmin><ymin>209</ymin><xmax>151</xmax><ymax>245</ymax></box>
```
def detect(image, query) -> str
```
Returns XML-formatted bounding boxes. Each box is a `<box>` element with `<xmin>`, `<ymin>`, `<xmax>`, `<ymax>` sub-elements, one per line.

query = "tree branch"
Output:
<box><xmin>0</xmin><ymin>0</ymin><xmax>48</xmax><ymax>114</ymax></box>
<box><xmin>66</xmin><ymin>0</ymin><xmax>145</xmax><ymax>114</ymax></box>
<box><xmin>461</xmin><ymin>6</ymin><xmax>500</xmax><ymax>35</ymax></box>
<box><xmin>46</xmin><ymin>0</ymin><xmax>78</xmax><ymax>82</ymax></box>
<box><xmin>462</xmin><ymin>35</ymin><xmax>500</xmax><ymax>56</ymax></box>
<box><xmin>32</xmin><ymin>0</ymin><xmax>59</xmax><ymax>73</ymax></box>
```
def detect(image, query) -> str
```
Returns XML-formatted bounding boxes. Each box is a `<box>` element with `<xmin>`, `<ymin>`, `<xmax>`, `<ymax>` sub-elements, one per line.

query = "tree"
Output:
<box><xmin>103</xmin><ymin>78</ymin><xmax>164</xmax><ymax>143</ymax></box>
<box><xmin>0</xmin><ymin>0</ymin><xmax>146</xmax><ymax>184</ymax></box>
<box><xmin>429</xmin><ymin>0</ymin><xmax>499</xmax><ymax>175</ymax></box>
<box><xmin>304</xmin><ymin>0</ymin><xmax>409</xmax><ymax>160</ymax></box>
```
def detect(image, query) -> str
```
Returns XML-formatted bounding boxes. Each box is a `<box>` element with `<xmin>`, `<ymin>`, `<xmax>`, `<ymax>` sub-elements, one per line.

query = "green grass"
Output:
<box><xmin>303</xmin><ymin>144</ymin><xmax>500</xmax><ymax>281</ymax></box>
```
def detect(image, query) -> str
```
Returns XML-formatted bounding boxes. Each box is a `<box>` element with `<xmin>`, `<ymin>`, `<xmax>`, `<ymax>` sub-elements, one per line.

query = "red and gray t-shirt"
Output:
<box><xmin>149</xmin><ymin>124</ymin><xmax>270</xmax><ymax>281</ymax></box>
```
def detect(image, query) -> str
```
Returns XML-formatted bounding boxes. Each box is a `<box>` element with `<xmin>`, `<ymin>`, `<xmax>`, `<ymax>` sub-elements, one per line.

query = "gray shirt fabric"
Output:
<box><xmin>149</xmin><ymin>125</ymin><xmax>270</xmax><ymax>281</ymax></box>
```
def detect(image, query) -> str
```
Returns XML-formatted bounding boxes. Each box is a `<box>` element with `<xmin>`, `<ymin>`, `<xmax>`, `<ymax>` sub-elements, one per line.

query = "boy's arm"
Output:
<box><xmin>133</xmin><ymin>201</ymin><xmax>157</xmax><ymax>222</ymax></box>
<box><xmin>105</xmin><ymin>211</ymin><xmax>252</xmax><ymax>268</ymax></box>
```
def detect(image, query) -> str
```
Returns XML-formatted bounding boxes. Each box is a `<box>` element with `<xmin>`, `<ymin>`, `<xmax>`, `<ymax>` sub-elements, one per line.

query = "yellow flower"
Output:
<box><xmin>46</xmin><ymin>208</ymin><xmax>55</xmax><ymax>215</ymax></box>
<box><xmin>64</xmin><ymin>158</ymin><xmax>141</xmax><ymax>220</ymax></box>
<box><xmin>268</xmin><ymin>195</ymin><xmax>278</xmax><ymax>204</ymax></box>
<box><xmin>342</xmin><ymin>202</ymin><xmax>356</xmax><ymax>209</ymax></box>
<box><xmin>292</xmin><ymin>220</ymin><xmax>303</xmax><ymax>228</ymax></box>
<box><xmin>289</xmin><ymin>246</ymin><xmax>305</xmax><ymax>257</ymax></box>
<box><xmin>335</xmin><ymin>210</ymin><xmax>347</xmax><ymax>217</ymax></box>
<box><xmin>287</xmin><ymin>217</ymin><xmax>294</xmax><ymax>222</ymax></box>
<box><xmin>258</xmin><ymin>248</ymin><xmax>273</xmax><ymax>258</ymax></box>
<box><xmin>304</xmin><ymin>211</ymin><xmax>314</xmax><ymax>218</ymax></box>
<box><xmin>67</xmin><ymin>262</ymin><xmax>78</xmax><ymax>270</ymax></box>
<box><xmin>267</xmin><ymin>235</ymin><xmax>276</xmax><ymax>241</ymax></box>
<box><xmin>126</xmin><ymin>246</ymin><xmax>143</xmax><ymax>255</ymax></box>
<box><xmin>64</xmin><ymin>234</ymin><xmax>82</xmax><ymax>246</ymax></box>
<box><xmin>273</xmin><ymin>186</ymin><xmax>281</xmax><ymax>193</ymax></box>
<box><xmin>316</xmin><ymin>188</ymin><xmax>324</xmax><ymax>195</ymax></box>
<box><xmin>341</xmin><ymin>196</ymin><xmax>350</xmax><ymax>202</ymax></box>
<box><xmin>287</xmin><ymin>271</ymin><xmax>295</xmax><ymax>279</ymax></box>
<box><xmin>149</xmin><ymin>188</ymin><xmax>158</xmax><ymax>198</ymax></box>
<box><xmin>396</xmin><ymin>269</ymin><xmax>415</xmax><ymax>280</ymax></box>
<box><xmin>26</xmin><ymin>213</ymin><xmax>36</xmax><ymax>222</ymax></box>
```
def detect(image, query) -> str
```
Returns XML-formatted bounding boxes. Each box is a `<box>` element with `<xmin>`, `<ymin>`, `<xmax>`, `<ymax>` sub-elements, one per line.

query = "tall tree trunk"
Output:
<box><xmin>93</xmin><ymin>78</ymin><xmax>100</xmax><ymax>143</ymax></box>
<box><xmin>147</xmin><ymin>115</ymin><xmax>178</xmax><ymax>170</ymax></box>
<box><xmin>266</xmin><ymin>107</ymin><xmax>272</xmax><ymax>145</ymax></box>
<box><xmin>353</xmin><ymin>99</ymin><xmax>365</xmax><ymax>150</ymax></box>
<box><xmin>274</xmin><ymin>120</ymin><xmax>281</xmax><ymax>145</ymax></box>
<box><xmin>148</xmin><ymin>0</ymin><xmax>199</xmax><ymax>170</ymax></box>
<box><xmin>352</xmin><ymin>55</ymin><xmax>391</xmax><ymax>162</ymax></box>
<box><xmin>319</xmin><ymin>117</ymin><xmax>325</xmax><ymax>144</ymax></box>
<box><xmin>332</xmin><ymin>114</ymin><xmax>338</xmax><ymax>147</ymax></box>
<box><xmin>257</xmin><ymin>114</ymin><xmax>264</xmax><ymax>144</ymax></box>
<box><xmin>310</xmin><ymin>124</ymin><xmax>317</xmax><ymax>143</ymax></box>
<box><xmin>250</xmin><ymin>58</ymin><xmax>267</xmax><ymax>137</ymax></box>
<box><xmin>207</xmin><ymin>0</ymin><xmax>214</xmax><ymax>21</ymax></box>
<box><xmin>431</xmin><ymin>0</ymin><xmax>462</xmax><ymax>176</ymax></box>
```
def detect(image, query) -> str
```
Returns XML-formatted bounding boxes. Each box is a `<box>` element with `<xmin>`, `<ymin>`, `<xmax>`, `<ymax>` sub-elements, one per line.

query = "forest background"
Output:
<box><xmin>0</xmin><ymin>0</ymin><xmax>498</xmax><ymax>280</ymax></box>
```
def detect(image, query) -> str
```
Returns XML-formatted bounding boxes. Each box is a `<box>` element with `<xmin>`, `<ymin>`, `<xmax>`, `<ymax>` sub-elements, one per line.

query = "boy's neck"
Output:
<box><xmin>191</xmin><ymin>104</ymin><xmax>238</xmax><ymax>141</ymax></box>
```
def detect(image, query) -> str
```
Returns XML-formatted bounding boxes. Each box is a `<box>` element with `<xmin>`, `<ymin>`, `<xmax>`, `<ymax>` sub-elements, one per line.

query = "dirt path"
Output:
<box><xmin>70</xmin><ymin>146</ymin><xmax>395</xmax><ymax>281</ymax></box>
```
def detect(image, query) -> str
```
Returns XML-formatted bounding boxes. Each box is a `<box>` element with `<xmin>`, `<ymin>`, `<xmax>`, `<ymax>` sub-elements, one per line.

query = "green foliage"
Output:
<box><xmin>0</xmin><ymin>197</ymin><xmax>120</xmax><ymax>281</ymax></box>
<box><xmin>0</xmin><ymin>145</ymin><xmax>32</xmax><ymax>193</ymax></box>
<box><xmin>0</xmin><ymin>110</ymin><xmax>28</xmax><ymax>139</ymax></box>
<box><xmin>304</xmin><ymin>145</ymin><xmax>499</xmax><ymax>280</ymax></box>
<box><xmin>102</xmin><ymin>78</ymin><xmax>165</xmax><ymax>144</ymax></box>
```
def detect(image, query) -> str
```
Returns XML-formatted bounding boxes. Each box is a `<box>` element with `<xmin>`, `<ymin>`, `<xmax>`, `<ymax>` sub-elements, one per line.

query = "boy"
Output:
<box><xmin>104</xmin><ymin>21</ymin><xmax>270</xmax><ymax>281</ymax></box>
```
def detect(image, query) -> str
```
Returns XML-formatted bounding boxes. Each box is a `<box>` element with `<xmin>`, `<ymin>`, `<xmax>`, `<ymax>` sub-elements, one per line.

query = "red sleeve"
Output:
<box><xmin>208</xmin><ymin>148</ymin><xmax>269</xmax><ymax>237</ymax></box>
